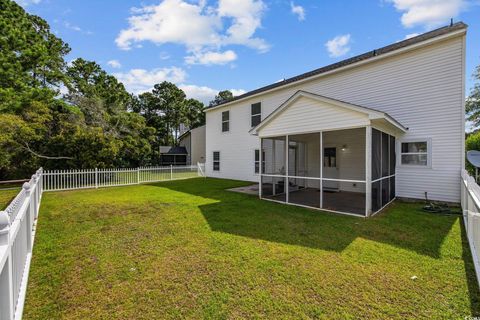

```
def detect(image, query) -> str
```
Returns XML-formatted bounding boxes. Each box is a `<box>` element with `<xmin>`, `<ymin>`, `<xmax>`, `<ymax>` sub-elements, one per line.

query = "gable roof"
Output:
<box><xmin>164</xmin><ymin>146</ymin><xmax>188</xmax><ymax>155</ymax></box>
<box><xmin>206</xmin><ymin>22</ymin><xmax>467</xmax><ymax>111</ymax></box>
<box><xmin>249</xmin><ymin>91</ymin><xmax>407</xmax><ymax>135</ymax></box>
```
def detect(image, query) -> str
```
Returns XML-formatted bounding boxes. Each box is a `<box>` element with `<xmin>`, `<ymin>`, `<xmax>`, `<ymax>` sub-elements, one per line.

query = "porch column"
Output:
<box><xmin>272</xmin><ymin>140</ymin><xmax>276</xmax><ymax>196</ymax></box>
<box><xmin>320</xmin><ymin>131</ymin><xmax>323</xmax><ymax>209</ymax></box>
<box><xmin>286</xmin><ymin>135</ymin><xmax>289</xmax><ymax>203</ymax></box>
<box><xmin>259</xmin><ymin>137</ymin><xmax>262</xmax><ymax>199</ymax></box>
<box><xmin>365</xmin><ymin>125</ymin><xmax>372</xmax><ymax>216</ymax></box>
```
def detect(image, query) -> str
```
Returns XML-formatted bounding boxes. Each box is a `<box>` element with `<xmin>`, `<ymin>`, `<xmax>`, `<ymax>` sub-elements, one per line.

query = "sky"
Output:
<box><xmin>16</xmin><ymin>0</ymin><xmax>480</xmax><ymax>104</ymax></box>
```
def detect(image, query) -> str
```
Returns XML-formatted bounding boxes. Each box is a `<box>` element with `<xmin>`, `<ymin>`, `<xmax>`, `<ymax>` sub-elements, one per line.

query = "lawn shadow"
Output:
<box><xmin>148</xmin><ymin>178</ymin><xmax>480</xmax><ymax>313</ymax></box>
<box><xmin>153</xmin><ymin>178</ymin><xmax>459</xmax><ymax>259</ymax></box>
<box><xmin>460</xmin><ymin>221</ymin><xmax>480</xmax><ymax>315</ymax></box>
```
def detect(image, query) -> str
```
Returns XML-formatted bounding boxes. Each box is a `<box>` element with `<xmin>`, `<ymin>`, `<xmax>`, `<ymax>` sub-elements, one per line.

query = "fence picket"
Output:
<box><xmin>0</xmin><ymin>168</ymin><xmax>44</xmax><ymax>320</ymax></box>
<box><xmin>461</xmin><ymin>169</ymin><xmax>480</xmax><ymax>289</ymax></box>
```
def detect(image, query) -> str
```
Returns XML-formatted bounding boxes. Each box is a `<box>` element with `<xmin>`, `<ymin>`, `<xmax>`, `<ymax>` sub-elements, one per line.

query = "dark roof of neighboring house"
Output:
<box><xmin>206</xmin><ymin>21</ymin><xmax>467</xmax><ymax>110</ymax></box>
<box><xmin>164</xmin><ymin>146</ymin><xmax>188</xmax><ymax>155</ymax></box>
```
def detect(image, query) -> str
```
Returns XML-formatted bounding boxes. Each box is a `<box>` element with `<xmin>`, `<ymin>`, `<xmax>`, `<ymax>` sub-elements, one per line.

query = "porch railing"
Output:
<box><xmin>461</xmin><ymin>169</ymin><xmax>480</xmax><ymax>288</ymax></box>
<box><xmin>0</xmin><ymin>168</ymin><xmax>44</xmax><ymax>320</ymax></box>
<box><xmin>43</xmin><ymin>163</ymin><xmax>206</xmax><ymax>192</ymax></box>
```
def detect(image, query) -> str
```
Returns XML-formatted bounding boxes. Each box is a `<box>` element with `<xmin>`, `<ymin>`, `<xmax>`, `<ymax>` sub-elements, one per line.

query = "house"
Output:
<box><xmin>159</xmin><ymin>146</ymin><xmax>188</xmax><ymax>165</ymax></box>
<box><xmin>204</xmin><ymin>22</ymin><xmax>467</xmax><ymax>217</ymax></box>
<box><xmin>178</xmin><ymin>125</ymin><xmax>206</xmax><ymax>165</ymax></box>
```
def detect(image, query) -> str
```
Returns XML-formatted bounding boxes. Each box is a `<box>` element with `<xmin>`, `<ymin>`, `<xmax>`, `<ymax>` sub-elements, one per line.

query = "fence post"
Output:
<box><xmin>137</xmin><ymin>168</ymin><xmax>140</xmax><ymax>184</ymax></box>
<box><xmin>0</xmin><ymin>221</ymin><xmax>14</xmax><ymax>320</ymax></box>
<box><xmin>95</xmin><ymin>168</ymin><xmax>98</xmax><ymax>189</ymax></box>
<box><xmin>170</xmin><ymin>165</ymin><xmax>173</xmax><ymax>180</ymax></box>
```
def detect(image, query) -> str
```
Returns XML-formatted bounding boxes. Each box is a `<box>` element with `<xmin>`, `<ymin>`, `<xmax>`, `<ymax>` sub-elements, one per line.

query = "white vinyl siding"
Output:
<box><xmin>258</xmin><ymin>96</ymin><xmax>369</xmax><ymax>137</ymax></box>
<box><xmin>205</xmin><ymin>35</ymin><xmax>465</xmax><ymax>202</ymax></box>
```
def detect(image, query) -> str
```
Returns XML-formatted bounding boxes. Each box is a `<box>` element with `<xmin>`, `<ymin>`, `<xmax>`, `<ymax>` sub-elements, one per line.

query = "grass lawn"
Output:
<box><xmin>0</xmin><ymin>188</ymin><xmax>21</xmax><ymax>210</ymax></box>
<box><xmin>24</xmin><ymin>178</ymin><xmax>479</xmax><ymax>319</ymax></box>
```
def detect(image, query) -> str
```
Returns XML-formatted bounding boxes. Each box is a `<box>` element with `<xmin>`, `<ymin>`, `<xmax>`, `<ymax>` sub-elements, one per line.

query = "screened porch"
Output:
<box><xmin>259</xmin><ymin>128</ymin><xmax>396</xmax><ymax>216</ymax></box>
<box><xmin>251</xmin><ymin>91</ymin><xmax>406</xmax><ymax>217</ymax></box>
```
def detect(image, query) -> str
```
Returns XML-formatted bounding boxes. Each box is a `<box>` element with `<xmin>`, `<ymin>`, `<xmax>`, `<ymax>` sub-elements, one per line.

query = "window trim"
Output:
<box><xmin>254</xmin><ymin>149</ymin><xmax>266</xmax><ymax>175</ymax></box>
<box><xmin>251</xmin><ymin>102</ymin><xmax>262</xmax><ymax>128</ymax></box>
<box><xmin>398</xmin><ymin>138</ymin><xmax>432</xmax><ymax>168</ymax></box>
<box><xmin>221</xmin><ymin>110</ymin><xmax>230</xmax><ymax>133</ymax></box>
<box><xmin>213</xmin><ymin>151</ymin><xmax>220</xmax><ymax>171</ymax></box>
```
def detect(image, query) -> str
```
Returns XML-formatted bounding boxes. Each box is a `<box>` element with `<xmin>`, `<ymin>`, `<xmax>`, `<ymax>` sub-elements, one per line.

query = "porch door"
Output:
<box><xmin>323</xmin><ymin>147</ymin><xmax>339</xmax><ymax>191</ymax></box>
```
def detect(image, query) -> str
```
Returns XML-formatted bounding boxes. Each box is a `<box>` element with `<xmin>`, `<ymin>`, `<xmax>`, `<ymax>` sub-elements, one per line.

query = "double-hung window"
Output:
<box><xmin>222</xmin><ymin>111</ymin><xmax>229</xmax><ymax>132</ymax></box>
<box><xmin>254</xmin><ymin>149</ymin><xmax>265</xmax><ymax>174</ymax></box>
<box><xmin>400</xmin><ymin>140</ymin><xmax>430</xmax><ymax>166</ymax></box>
<box><xmin>213</xmin><ymin>151</ymin><xmax>220</xmax><ymax>171</ymax></box>
<box><xmin>251</xmin><ymin>102</ymin><xmax>261</xmax><ymax>127</ymax></box>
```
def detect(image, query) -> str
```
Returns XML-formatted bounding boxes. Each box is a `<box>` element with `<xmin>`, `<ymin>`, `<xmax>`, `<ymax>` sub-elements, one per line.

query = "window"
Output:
<box><xmin>251</xmin><ymin>102</ymin><xmax>261</xmax><ymax>127</ymax></box>
<box><xmin>222</xmin><ymin>111</ymin><xmax>229</xmax><ymax>132</ymax></box>
<box><xmin>213</xmin><ymin>151</ymin><xmax>220</xmax><ymax>171</ymax></box>
<box><xmin>400</xmin><ymin>140</ymin><xmax>429</xmax><ymax>166</ymax></box>
<box><xmin>254</xmin><ymin>149</ymin><xmax>266</xmax><ymax>174</ymax></box>
<box><xmin>323</xmin><ymin>147</ymin><xmax>336</xmax><ymax>167</ymax></box>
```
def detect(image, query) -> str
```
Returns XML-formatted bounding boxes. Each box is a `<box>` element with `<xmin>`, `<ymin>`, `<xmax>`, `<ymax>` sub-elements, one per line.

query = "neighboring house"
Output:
<box><xmin>178</xmin><ymin>125</ymin><xmax>206</xmax><ymax>165</ymax></box>
<box><xmin>159</xmin><ymin>146</ymin><xmax>188</xmax><ymax>165</ymax></box>
<box><xmin>204</xmin><ymin>22</ymin><xmax>467</xmax><ymax>217</ymax></box>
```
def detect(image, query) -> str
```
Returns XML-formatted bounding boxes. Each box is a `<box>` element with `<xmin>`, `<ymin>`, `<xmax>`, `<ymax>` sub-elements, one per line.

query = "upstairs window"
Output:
<box><xmin>400</xmin><ymin>140</ymin><xmax>429</xmax><ymax>166</ymax></box>
<box><xmin>213</xmin><ymin>151</ymin><xmax>220</xmax><ymax>171</ymax></box>
<box><xmin>251</xmin><ymin>102</ymin><xmax>261</xmax><ymax>127</ymax></box>
<box><xmin>222</xmin><ymin>111</ymin><xmax>229</xmax><ymax>132</ymax></box>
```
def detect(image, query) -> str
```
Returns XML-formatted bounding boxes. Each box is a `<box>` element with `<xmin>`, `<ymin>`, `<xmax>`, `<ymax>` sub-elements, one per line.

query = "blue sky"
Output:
<box><xmin>17</xmin><ymin>0</ymin><xmax>480</xmax><ymax>104</ymax></box>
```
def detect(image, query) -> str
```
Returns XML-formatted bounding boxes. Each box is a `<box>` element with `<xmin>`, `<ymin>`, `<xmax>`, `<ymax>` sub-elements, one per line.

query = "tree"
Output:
<box><xmin>467</xmin><ymin>64</ymin><xmax>480</xmax><ymax>127</ymax></box>
<box><xmin>209</xmin><ymin>90</ymin><xmax>234</xmax><ymax>107</ymax></box>
<box><xmin>152</xmin><ymin>82</ymin><xmax>187</xmax><ymax>143</ymax></box>
<box><xmin>184</xmin><ymin>98</ymin><xmax>205</xmax><ymax>129</ymax></box>
<box><xmin>65</xmin><ymin>58</ymin><xmax>132</xmax><ymax>113</ymax></box>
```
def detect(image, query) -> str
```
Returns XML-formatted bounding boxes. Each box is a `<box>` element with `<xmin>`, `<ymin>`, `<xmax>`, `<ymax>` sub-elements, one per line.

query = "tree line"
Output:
<box><xmin>0</xmin><ymin>0</ymin><xmax>232</xmax><ymax>179</ymax></box>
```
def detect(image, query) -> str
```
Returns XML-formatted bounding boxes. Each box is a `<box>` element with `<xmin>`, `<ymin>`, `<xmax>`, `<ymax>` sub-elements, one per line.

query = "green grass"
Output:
<box><xmin>24</xmin><ymin>178</ymin><xmax>479</xmax><ymax>319</ymax></box>
<box><xmin>0</xmin><ymin>188</ymin><xmax>21</xmax><ymax>210</ymax></box>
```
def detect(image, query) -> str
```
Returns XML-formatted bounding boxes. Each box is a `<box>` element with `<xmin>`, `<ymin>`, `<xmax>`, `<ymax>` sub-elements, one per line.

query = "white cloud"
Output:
<box><xmin>15</xmin><ymin>0</ymin><xmax>41</xmax><ymax>6</ymax></box>
<box><xmin>185</xmin><ymin>50</ymin><xmax>237</xmax><ymax>65</ymax></box>
<box><xmin>404</xmin><ymin>32</ymin><xmax>420</xmax><ymax>39</ymax></box>
<box><xmin>114</xmin><ymin>67</ymin><xmax>187</xmax><ymax>94</ymax></box>
<box><xmin>180</xmin><ymin>85</ymin><xmax>246</xmax><ymax>104</ymax></box>
<box><xmin>388</xmin><ymin>0</ymin><xmax>467</xmax><ymax>29</ymax></box>
<box><xmin>159</xmin><ymin>52</ymin><xmax>171</xmax><ymax>60</ymax></box>
<box><xmin>290</xmin><ymin>2</ymin><xmax>306</xmax><ymax>21</ymax></box>
<box><xmin>115</xmin><ymin>0</ymin><xmax>268</xmax><ymax>60</ymax></box>
<box><xmin>114</xmin><ymin>64</ymin><xmax>246</xmax><ymax>104</ymax></box>
<box><xmin>63</xmin><ymin>21</ymin><xmax>93</xmax><ymax>35</ymax></box>
<box><xmin>325</xmin><ymin>34</ymin><xmax>351</xmax><ymax>58</ymax></box>
<box><xmin>107</xmin><ymin>60</ymin><xmax>122</xmax><ymax>68</ymax></box>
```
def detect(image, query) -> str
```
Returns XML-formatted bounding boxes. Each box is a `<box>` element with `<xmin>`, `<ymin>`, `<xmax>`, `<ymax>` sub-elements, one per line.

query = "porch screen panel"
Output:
<box><xmin>288</xmin><ymin>178</ymin><xmax>320</xmax><ymax>208</ymax></box>
<box><xmin>262</xmin><ymin>137</ymin><xmax>286</xmax><ymax>175</ymax></box>
<box><xmin>323</xmin><ymin>181</ymin><xmax>366</xmax><ymax>215</ymax></box>
<box><xmin>381</xmin><ymin>177</ymin><xmax>389</xmax><ymax>207</ymax></box>
<box><xmin>371</xmin><ymin>130</ymin><xmax>396</xmax><ymax>212</ymax></box>
<box><xmin>371</xmin><ymin>129</ymin><xmax>381</xmax><ymax>181</ymax></box>
<box><xmin>261</xmin><ymin>176</ymin><xmax>286</xmax><ymax>202</ymax></box>
<box><xmin>372</xmin><ymin>181</ymin><xmax>381</xmax><ymax>212</ymax></box>
<box><xmin>389</xmin><ymin>176</ymin><xmax>395</xmax><ymax>201</ymax></box>
<box><xmin>381</xmin><ymin>132</ymin><xmax>389</xmax><ymax>177</ymax></box>
<box><xmin>288</xmin><ymin>133</ymin><xmax>320</xmax><ymax>178</ymax></box>
<box><xmin>389</xmin><ymin>135</ymin><xmax>396</xmax><ymax>175</ymax></box>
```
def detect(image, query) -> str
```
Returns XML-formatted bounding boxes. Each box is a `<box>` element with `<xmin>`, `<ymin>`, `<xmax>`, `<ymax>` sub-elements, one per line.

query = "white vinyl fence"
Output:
<box><xmin>461</xmin><ymin>169</ymin><xmax>480</xmax><ymax>287</ymax></box>
<box><xmin>0</xmin><ymin>168</ymin><xmax>43</xmax><ymax>320</ymax></box>
<box><xmin>43</xmin><ymin>163</ymin><xmax>206</xmax><ymax>192</ymax></box>
<box><xmin>0</xmin><ymin>163</ymin><xmax>205</xmax><ymax>320</ymax></box>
